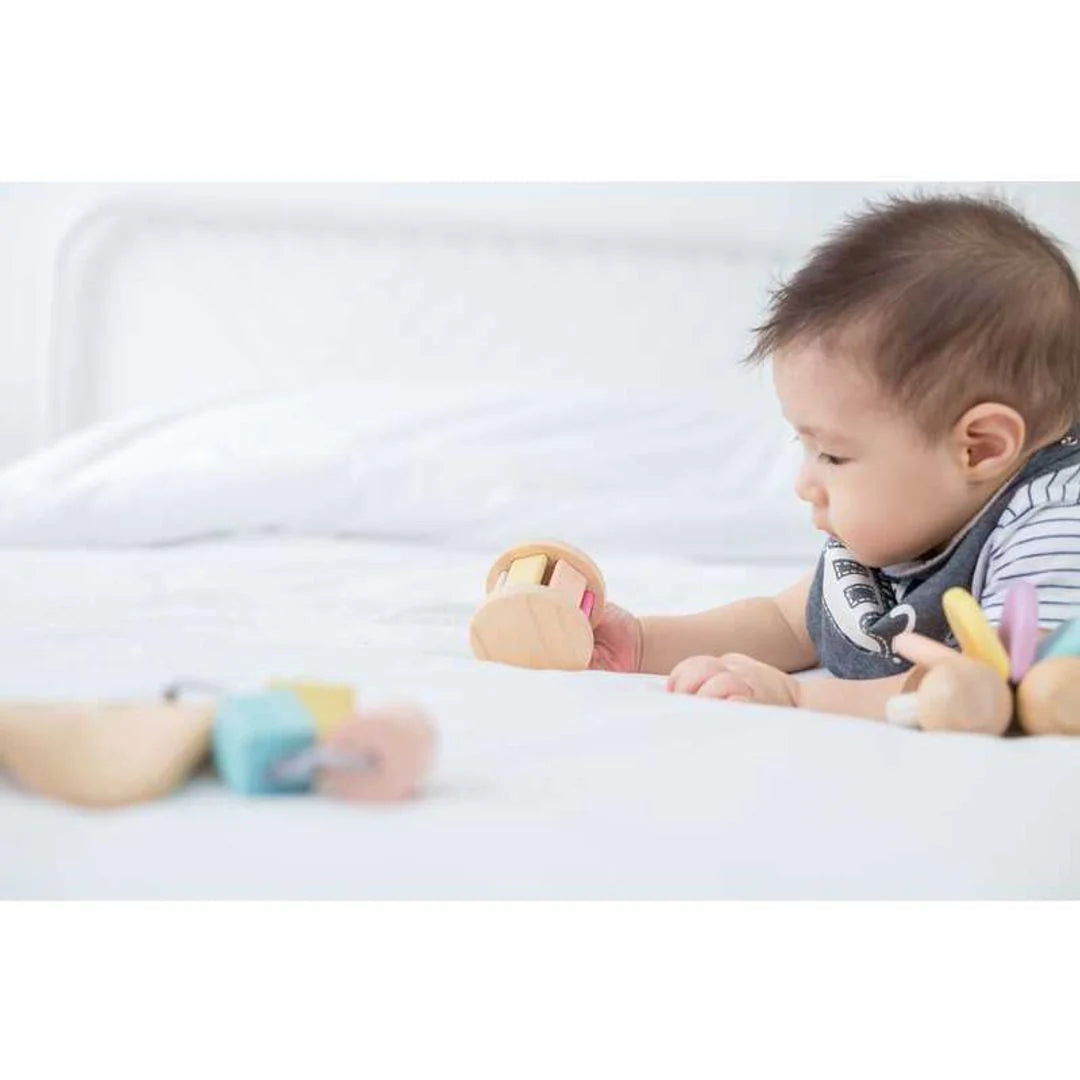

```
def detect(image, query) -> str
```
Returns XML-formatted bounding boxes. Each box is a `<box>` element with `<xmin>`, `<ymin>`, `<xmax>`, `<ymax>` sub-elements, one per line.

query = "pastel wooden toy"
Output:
<box><xmin>505</xmin><ymin>553</ymin><xmax>549</xmax><ymax>586</ymax></box>
<box><xmin>212</xmin><ymin>689</ymin><xmax>319</xmax><ymax>795</ymax></box>
<box><xmin>1000</xmin><ymin>581</ymin><xmax>1040</xmax><ymax>682</ymax></box>
<box><xmin>885</xmin><ymin>654</ymin><xmax>1012</xmax><ymax>735</ymax></box>
<box><xmin>267</xmin><ymin>680</ymin><xmax>356</xmax><ymax>738</ymax></box>
<box><xmin>212</xmin><ymin>688</ymin><xmax>436</xmax><ymax>800</ymax></box>
<box><xmin>891</xmin><ymin>587</ymin><xmax>1080</xmax><ymax>737</ymax></box>
<box><xmin>469</xmin><ymin>540</ymin><xmax>606</xmax><ymax>671</ymax></box>
<box><xmin>0</xmin><ymin>699</ymin><xmax>214</xmax><ymax>808</ymax></box>
<box><xmin>1035</xmin><ymin>618</ymin><xmax>1080</xmax><ymax>662</ymax></box>
<box><xmin>0</xmin><ymin>679</ymin><xmax>436</xmax><ymax>808</ymax></box>
<box><xmin>1016</xmin><ymin>657</ymin><xmax>1080</xmax><ymax>736</ymax></box>
<box><xmin>317</xmin><ymin>703</ymin><xmax>437</xmax><ymax>802</ymax></box>
<box><xmin>942</xmin><ymin>587</ymin><xmax>1011</xmax><ymax>681</ymax></box>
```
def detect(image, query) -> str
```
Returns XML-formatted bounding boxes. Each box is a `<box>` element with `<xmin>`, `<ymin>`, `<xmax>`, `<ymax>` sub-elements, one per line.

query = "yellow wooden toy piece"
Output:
<box><xmin>504</xmin><ymin>554</ymin><xmax>549</xmax><ymax>586</ymax></box>
<box><xmin>469</xmin><ymin>540</ymin><xmax>606</xmax><ymax>671</ymax></box>
<box><xmin>942</xmin><ymin>587</ymin><xmax>1011</xmax><ymax>681</ymax></box>
<box><xmin>268</xmin><ymin>681</ymin><xmax>356</xmax><ymax>738</ymax></box>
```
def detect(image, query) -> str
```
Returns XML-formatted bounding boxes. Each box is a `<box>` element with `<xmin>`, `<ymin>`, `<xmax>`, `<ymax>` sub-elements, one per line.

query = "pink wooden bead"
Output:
<box><xmin>317</xmin><ymin>703</ymin><xmax>436</xmax><ymax>802</ymax></box>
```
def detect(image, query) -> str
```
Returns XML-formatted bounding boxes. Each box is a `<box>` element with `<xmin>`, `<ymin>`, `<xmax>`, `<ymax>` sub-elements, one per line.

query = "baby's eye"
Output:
<box><xmin>818</xmin><ymin>452</ymin><xmax>848</xmax><ymax>466</ymax></box>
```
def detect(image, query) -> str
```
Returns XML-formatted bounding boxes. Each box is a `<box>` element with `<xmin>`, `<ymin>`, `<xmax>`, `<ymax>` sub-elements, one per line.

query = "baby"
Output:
<box><xmin>591</xmin><ymin>194</ymin><xmax>1080</xmax><ymax>724</ymax></box>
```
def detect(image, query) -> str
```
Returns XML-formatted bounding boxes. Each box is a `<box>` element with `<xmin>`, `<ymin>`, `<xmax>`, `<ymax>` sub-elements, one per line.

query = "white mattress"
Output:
<box><xmin>3</xmin><ymin>537</ymin><xmax>1079</xmax><ymax>900</ymax></box>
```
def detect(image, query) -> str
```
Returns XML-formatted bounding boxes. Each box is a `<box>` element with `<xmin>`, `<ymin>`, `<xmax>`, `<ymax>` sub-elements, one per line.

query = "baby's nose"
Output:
<box><xmin>794</xmin><ymin>473</ymin><xmax>825</xmax><ymax>509</ymax></box>
<box><xmin>794</xmin><ymin>468</ymin><xmax>822</xmax><ymax>505</ymax></box>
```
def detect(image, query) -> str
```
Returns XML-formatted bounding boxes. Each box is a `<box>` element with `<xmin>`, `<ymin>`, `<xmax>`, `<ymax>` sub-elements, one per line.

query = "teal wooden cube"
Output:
<box><xmin>212</xmin><ymin>690</ymin><xmax>317</xmax><ymax>795</ymax></box>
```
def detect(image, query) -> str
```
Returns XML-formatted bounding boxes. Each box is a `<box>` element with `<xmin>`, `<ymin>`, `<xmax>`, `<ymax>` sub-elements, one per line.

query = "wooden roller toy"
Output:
<box><xmin>469</xmin><ymin>540</ymin><xmax>606</xmax><ymax>671</ymax></box>
<box><xmin>0</xmin><ymin>679</ymin><xmax>436</xmax><ymax>808</ymax></box>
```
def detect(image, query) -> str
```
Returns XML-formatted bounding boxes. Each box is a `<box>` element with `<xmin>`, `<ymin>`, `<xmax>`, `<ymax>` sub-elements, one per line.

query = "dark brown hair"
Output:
<box><xmin>746</xmin><ymin>193</ymin><xmax>1080</xmax><ymax>447</ymax></box>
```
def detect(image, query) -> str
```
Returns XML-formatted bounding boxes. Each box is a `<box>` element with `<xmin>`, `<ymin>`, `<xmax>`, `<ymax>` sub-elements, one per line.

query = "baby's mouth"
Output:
<box><xmin>815</xmin><ymin>516</ymin><xmax>840</xmax><ymax>543</ymax></box>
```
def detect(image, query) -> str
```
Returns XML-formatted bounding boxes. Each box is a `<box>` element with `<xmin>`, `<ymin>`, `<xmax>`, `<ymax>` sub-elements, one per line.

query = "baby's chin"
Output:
<box><xmin>820</xmin><ymin>530</ymin><xmax>908</xmax><ymax>569</ymax></box>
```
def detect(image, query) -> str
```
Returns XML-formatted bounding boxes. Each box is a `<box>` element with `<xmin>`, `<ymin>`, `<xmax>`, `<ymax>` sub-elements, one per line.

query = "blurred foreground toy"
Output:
<box><xmin>886</xmin><ymin>583</ymin><xmax>1080</xmax><ymax>736</ymax></box>
<box><xmin>0</xmin><ymin>699</ymin><xmax>215</xmax><ymax>808</ymax></box>
<box><xmin>0</xmin><ymin>679</ymin><xmax>436</xmax><ymax>809</ymax></box>
<box><xmin>469</xmin><ymin>540</ymin><xmax>606</xmax><ymax>670</ymax></box>
<box><xmin>213</xmin><ymin>683</ymin><xmax>435</xmax><ymax>801</ymax></box>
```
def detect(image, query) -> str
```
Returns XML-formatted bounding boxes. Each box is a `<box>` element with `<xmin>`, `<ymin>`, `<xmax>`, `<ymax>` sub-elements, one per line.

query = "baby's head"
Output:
<box><xmin>747</xmin><ymin>194</ymin><xmax>1080</xmax><ymax>568</ymax></box>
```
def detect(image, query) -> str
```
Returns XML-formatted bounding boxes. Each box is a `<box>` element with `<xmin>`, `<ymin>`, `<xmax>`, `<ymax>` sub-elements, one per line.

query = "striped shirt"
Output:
<box><xmin>971</xmin><ymin>463</ymin><xmax>1080</xmax><ymax>628</ymax></box>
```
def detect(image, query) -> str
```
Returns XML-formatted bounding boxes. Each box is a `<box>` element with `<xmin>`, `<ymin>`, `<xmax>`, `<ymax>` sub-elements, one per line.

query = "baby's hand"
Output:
<box><xmin>589</xmin><ymin>602</ymin><xmax>644</xmax><ymax>673</ymax></box>
<box><xmin>666</xmin><ymin>653</ymin><xmax>799</xmax><ymax>708</ymax></box>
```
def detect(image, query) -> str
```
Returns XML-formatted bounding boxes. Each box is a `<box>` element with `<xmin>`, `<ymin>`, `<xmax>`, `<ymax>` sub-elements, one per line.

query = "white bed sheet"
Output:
<box><xmin>2</xmin><ymin>537</ymin><xmax>1079</xmax><ymax>900</ymax></box>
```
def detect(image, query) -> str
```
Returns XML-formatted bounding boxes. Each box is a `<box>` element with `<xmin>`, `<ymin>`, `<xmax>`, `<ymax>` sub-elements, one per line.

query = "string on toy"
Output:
<box><xmin>268</xmin><ymin>744</ymin><xmax>377</xmax><ymax>783</ymax></box>
<box><xmin>162</xmin><ymin>678</ymin><xmax>230</xmax><ymax>703</ymax></box>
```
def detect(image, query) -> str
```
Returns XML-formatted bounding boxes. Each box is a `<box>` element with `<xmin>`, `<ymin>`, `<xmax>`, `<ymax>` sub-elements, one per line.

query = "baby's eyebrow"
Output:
<box><xmin>794</xmin><ymin>424</ymin><xmax>856</xmax><ymax>448</ymax></box>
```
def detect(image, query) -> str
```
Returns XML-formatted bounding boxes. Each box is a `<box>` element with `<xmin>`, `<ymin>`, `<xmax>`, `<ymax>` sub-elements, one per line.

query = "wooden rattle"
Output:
<box><xmin>1015</xmin><ymin>657</ymin><xmax>1080</xmax><ymax>736</ymax></box>
<box><xmin>888</xmin><ymin>584</ymin><xmax>1080</xmax><ymax>737</ymax></box>
<box><xmin>885</xmin><ymin>652</ymin><xmax>1013</xmax><ymax>735</ymax></box>
<box><xmin>0</xmin><ymin>679</ymin><xmax>436</xmax><ymax>808</ymax></box>
<box><xmin>886</xmin><ymin>586</ymin><xmax>1017</xmax><ymax>735</ymax></box>
<box><xmin>469</xmin><ymin>540</ymin><xmax>606</xmax><ymax>670</ymax></box>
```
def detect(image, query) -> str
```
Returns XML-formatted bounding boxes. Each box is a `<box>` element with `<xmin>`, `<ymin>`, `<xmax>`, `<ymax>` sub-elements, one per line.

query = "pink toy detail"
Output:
<box><xmin>1000</xmin><ymin>581</ymin><xmax>1039</xmax><ymax>683</ymax></box>
<box><xmin>317</xmin><ymin>703</ymin><xmax>436</xmax><ymax>802</ymax></box>
<box><xmin>580</xmin><ymin>590</ymin><xmax>595</xmax><ymax>618</ymax></box>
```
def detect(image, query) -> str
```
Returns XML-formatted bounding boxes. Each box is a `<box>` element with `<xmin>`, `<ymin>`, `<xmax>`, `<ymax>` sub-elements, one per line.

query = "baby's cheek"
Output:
<box><xmin>828</xmin><ymin>490</ymin><xmax>891</xmax><ymax>560</ymax></box>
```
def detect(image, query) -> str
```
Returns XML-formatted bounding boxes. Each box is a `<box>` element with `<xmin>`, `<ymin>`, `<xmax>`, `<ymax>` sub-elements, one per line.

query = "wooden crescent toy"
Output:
<box><xmin>0</xmin><ymin>680</ymin><xmax>437</xmax><ymax>808</ymax></box>
<box><xmin>469</xmin><ymin>540</ymin><xmax>606</xmax><ymax>670</ymax></box>
<box><xmin>0</xmin><ymin>699</ymin><xmax>215</xmax><ymax>809</ymax></box>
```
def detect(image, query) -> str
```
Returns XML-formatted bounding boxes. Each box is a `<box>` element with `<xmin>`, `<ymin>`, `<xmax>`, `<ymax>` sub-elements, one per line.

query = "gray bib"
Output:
<box><xmin>807</xmin><ymin>425</ymin><xmax>1080</xmax><ymax>679</ymax></box>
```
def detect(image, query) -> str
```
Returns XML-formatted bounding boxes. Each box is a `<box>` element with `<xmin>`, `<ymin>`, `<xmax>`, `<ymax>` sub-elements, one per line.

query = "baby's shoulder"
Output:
<box><xmin>987</xmin><ymin>463</ymin><xmax>1080</xmax><ymax>545</ymax></box>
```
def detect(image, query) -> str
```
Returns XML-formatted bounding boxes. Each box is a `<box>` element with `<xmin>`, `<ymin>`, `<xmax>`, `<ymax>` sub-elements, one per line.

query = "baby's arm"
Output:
<box><xmin>796</xmin><ymin>669</ymin><xmax>921</xmax><ymax>720</ymax></box>
<box><xmin>668</xmin><ymin>649</ymin><xmax>924</xmax><ymax>720</ymax></box>
<box><xmin>660</xmin><ymin>569</ymin><xmax>925</xmax><ymax>721</ymax></box>
<box><xmin>639</xmin><ymin>571</ymin><xmax>819</xmax><ymax>676</ymax></box>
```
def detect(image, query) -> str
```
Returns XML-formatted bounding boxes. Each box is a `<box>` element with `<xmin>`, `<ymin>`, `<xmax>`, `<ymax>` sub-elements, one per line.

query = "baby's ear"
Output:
<box><xmin>953</xmin><ymin>402</ymin><xmax>1026</xmax><ymax>479</ymax></box>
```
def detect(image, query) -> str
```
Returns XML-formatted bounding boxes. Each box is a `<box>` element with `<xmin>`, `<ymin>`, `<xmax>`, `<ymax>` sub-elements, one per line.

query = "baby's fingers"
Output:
<box><xmin>698</xmin><ymin>672</ymin><xmax>754</xmax><ymax>701</ymax></box>
<box><xmin>666</xmin><ymin>656</ymin><xmax>725</xmax><ymax>695</ymax></box>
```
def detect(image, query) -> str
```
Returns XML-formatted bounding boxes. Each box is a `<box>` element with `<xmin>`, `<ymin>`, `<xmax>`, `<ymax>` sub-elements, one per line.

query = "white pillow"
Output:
<box><xmin>0</xmin><ymin>379</ymin><xmax>820</xmax><ymax>561</ymax></box>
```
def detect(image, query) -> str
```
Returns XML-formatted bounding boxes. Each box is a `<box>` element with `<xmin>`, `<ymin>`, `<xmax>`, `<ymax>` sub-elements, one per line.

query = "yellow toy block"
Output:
<box><xmin>268</xmin><ymin>681</ymin><xmax>357</xmax><ymax>738</ymax></box>
<box><xmin>505</xmin><ymin>553</ymin><xmax>549</xmax><ymax>586</ymax></box>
